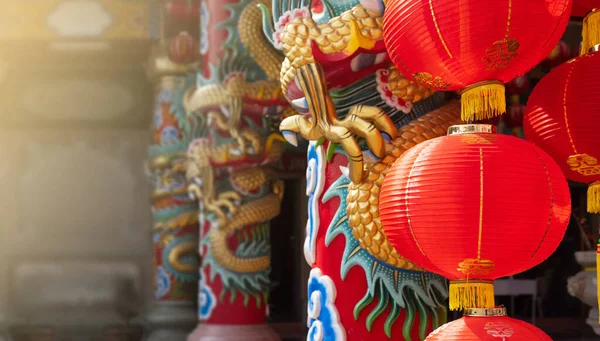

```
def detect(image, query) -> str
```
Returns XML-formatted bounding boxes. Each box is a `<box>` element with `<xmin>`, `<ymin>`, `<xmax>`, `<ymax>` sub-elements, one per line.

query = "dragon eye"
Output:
<box><xmin>311</xmin><ymin>0</ymin><xmax>324</xmax><ymax>14</ymax></box>
<box><xmin>310</xmin><ymin>0</ymin><xmax>328</xmax><ymax>22</ymax></box>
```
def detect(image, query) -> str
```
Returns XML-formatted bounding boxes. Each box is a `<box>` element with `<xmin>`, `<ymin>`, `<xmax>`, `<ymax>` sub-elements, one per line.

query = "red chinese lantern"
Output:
<box><xmin>524</xmin><ymin>35</ymin><xmax>600</xmax><ymax>324</ymax></box>
<box><xmin>573</xmin><ymin>0</ymin><xmax>597</xmax><ymax>17</ymax></box>
<box><xmin>379</xmin><ymin>124</ymin><xmax>571</xmax><ymax>310</ymax></box>
<box><xmin>168</xmin><ymin>32</ymin><xmax>199</xmax><ymax>65</ymax></box>
<box><xmin>524</xmin><ymin>52</ymin><xmax>600</xmax><ymax>213</ymax></box>
<box><xmin>426</xmin><ymin>308</ymin><xmax>551</xmax><ymax>340</ymax></box>
<box><xmin>382</xmin><ymin>0</ymin><xmax>572</xmax><ymax>122</ymax></box>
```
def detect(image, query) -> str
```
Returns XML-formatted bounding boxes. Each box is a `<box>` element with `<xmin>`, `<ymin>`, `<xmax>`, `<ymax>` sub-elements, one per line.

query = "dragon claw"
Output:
<box><xmin>339</xmin><ymin>166</ymin><xmax>350</xmax><ymax>179</ymax></box>
<box><xmin>291</xmin><ymin>97</ymin><xmax>309</xmax><ymax>113</ymax></box>
<box><xmin>363</xmin><ymin>150</ymin><xmax>380</xmax><ymax>163</ymax></box>
<box><xmin>278</xmin><ymin>63</ymin><xmax>397</xmax><ymax>183</ymax></box>
<box><xmin>282</xmin><ymin>130</ymin><xmax>299</xmax><ymax>147</ymax></box>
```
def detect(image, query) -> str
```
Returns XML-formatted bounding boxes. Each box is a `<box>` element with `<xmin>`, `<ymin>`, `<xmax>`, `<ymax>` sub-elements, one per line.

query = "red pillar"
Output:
<box><xmin>186</xmin><ymin>0</ymin><xmax>288</xmax><ymax>339</ymax></box>
<box><xmin>145</xmin><ymin>39</ymin><xmax>200</xmax><ymax>341</ymax></box>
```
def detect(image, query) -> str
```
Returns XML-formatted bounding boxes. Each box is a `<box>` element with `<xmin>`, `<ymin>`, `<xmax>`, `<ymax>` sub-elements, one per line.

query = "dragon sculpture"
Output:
<box><xmin>184</xmin><ymin>0</ymin><xmax>291</xmax><ymax>316</ymax></box>
<box><xmin>185</xmin><ymin>0</ymin><xmax>462</xmax><ymax>336</ymax></box>
<box><xmin>259</xmin><ymin>0</ymin><xmax>462</xmax><ymax>339</ymax></box>
<box><xmin>148</xmin><ymin>68</ymin><xmax>203</xmax><ymax>301</ymax></box>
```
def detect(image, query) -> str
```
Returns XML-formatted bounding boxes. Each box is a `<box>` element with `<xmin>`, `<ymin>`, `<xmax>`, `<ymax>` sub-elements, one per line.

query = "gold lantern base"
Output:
<box><xmin>447</xmin><ymin>124</ymin><xmax>497</xmax><ymax>135</ymax></box>
<box><xmin>463</xmin><ymin>307</ymin><xmax>507</xmax><ymax>317</ymax></box>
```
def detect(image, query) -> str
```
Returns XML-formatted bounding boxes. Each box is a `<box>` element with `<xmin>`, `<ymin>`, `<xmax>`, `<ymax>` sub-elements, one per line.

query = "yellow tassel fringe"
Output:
<box><xmin>460</xmin><ymin>83</ymin><xmax>506</xmax><ymax>122</ymax></box>
<box><xmin>588</xmin><ymin>182</ymin><xmax>600</xmax><ymax>213</ymax></box>
<box><xmin>582</xmin><ymin>10</ymin><xmax>600</xmax><ymax>55</ymax></box>
<box><xmin>449</xmin><ymin>280</ymin><xmax>495</xmax><ymax>311</ymax></box>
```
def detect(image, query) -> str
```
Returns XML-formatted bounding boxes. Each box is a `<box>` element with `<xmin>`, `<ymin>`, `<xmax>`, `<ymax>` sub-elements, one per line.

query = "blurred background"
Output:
<box><xmin>0</xmin><ymin>1</ymin><xmax>597</xmax><ymax>341</ymax></box>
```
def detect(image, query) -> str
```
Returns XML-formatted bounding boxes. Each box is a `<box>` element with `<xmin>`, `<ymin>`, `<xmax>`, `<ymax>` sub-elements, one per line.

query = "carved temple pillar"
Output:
<box><xmin>184</xmin><ymin>0</ymin><xmax>290</xmax><ymax>340</ymax></box>
<box><xmin>144</xmin><ymin>40</ymin><xmax>200</xmax><ymax>341</ymax></box>
<box><xmin>270</xmin><ymin>2</ymin><xmax>464</xmax><ymax>340</ymax></box>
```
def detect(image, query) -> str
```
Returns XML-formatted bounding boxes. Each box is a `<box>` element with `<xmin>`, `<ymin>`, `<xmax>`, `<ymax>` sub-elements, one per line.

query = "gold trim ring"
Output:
<box><xmin>464</xmin><ymin>307</ymin><xmax>507</xmax><ymax>317</ymax></box>
<box><xmin>448</xmin><ymin>124</ymin><xmax>497</xmax><ymax>136</ymax></box>
<box><xmin>459</xmin><ymin>80</ymin><xmax>504</xmax><ymax>95</ymax></box>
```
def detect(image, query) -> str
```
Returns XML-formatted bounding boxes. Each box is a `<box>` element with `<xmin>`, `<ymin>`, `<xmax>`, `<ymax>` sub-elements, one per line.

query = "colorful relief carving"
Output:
<box><xmin>322</xmin><ymin>103</ymin><xmax>461</xmax><ymax>339</ymax></box>
<box><xmin>267</xmin><ymin>1</ymin><xmax>464</xmax><ymax>339</ymax></box>
<box><xmin>307</xmin><ymin>268</ymin><xmax>345</xmax><ymax>341</ymax></box>
<box><xmin>262</xmin><ymin>0</ymin><xmax>437</xmax><ymax>121</ymax></box>
<box><xmin>198</xmin><ymin>271</ymin><xmax>217</xmax><ymax>320</ymax></box>
<box><xmin>150</xmin><ymin>73</ymin><xmax>201</xmax><ymax>302</ymax></box>
<box><xmin>304</xmin><ymin>141</ymin><xmax>326</xmax><ymax>265</ymax></box>
<box><xmin>184</xmin><ymin>0</ymin><xmax>290</xmax><ymax>325</ymax></box>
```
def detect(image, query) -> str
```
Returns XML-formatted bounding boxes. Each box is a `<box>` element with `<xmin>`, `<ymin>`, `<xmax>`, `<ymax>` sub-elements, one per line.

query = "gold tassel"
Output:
<box><xmin>460</xmin><ymin>82</ymin><xmax>506</xmax><ymax>122</ymax></box>
<box><xmin>588</xmin><ymin>181</ymin><xmax>600</xmax><ymax>214</ymax></box>
<box><xmin>449</xmin><ymin>280</ymin><xmax>495</xmax><ymax>310</ymax></box>
<box><xmin>582</xmin><ymin>9</ymin><xmax>600</xmax><ymax>56</ymax></box>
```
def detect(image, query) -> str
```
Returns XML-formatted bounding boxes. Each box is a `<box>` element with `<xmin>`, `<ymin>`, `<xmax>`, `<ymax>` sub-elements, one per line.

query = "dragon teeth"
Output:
<box><xmin>282</xmin><ymin>131</ymin><xmax>298</xmax><ymax>147</ymax></box>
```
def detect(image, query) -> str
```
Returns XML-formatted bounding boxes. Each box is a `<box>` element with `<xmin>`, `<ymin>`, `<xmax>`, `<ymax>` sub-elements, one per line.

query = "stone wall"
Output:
<box><xmin>0</xmin><ymin>44</ymin><xmax>153</xmax><ymax>339</ymax></box>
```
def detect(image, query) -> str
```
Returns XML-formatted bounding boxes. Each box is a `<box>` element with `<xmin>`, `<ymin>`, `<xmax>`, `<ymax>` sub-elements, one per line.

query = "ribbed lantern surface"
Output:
<box><xmin>382</xmin><ymin>0</ymin><xmax>572</xmax><ymax>121</ymax></box>
<box><xmin>524</xmin><ymin>51</ymin><xmax>600</xmax><ymax>213</ymax></box>
<box><xmin>426</xmin><ymin>314</ymin><xmax>552</xmax><ymax>340</ymax></box>
<box><xmin>379</xmin><ymin>125</ymin><xmax>571</xmax><ymax>310</ymax></box>
<box><xmin>573</xmin><ymin>0</ymin><xmax>597</xmax><ymax>17</ymax></box>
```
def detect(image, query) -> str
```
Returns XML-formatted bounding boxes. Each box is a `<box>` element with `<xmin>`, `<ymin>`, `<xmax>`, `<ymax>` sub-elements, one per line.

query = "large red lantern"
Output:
<box><xmin>379</xmin><ymin>125</ymin><xmax>571</xmax><ymax>310</ymax></box>
<box><xmin>426</xmin><ymin>308</ymin><xmax>551</xmax><ymax>340</ymax></box>
<box><xmin>573</xmin><ymin>0</ymin><xmax>597</xmax><ymax>17</ymax></box>
<box><xmin>524</xmin><ymin>51</ymin><xmax>600</xmax><ymax>213</ymax></box>
<box><xmin>382</xmin><ymin>0</ymin><xmax>572</xmax><ymax>122</ymax></box>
